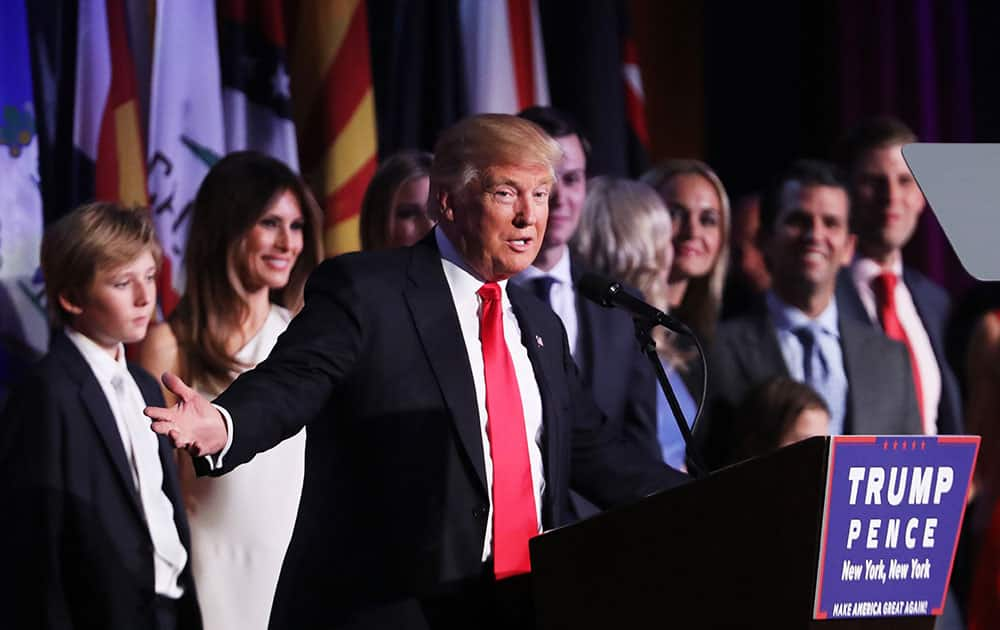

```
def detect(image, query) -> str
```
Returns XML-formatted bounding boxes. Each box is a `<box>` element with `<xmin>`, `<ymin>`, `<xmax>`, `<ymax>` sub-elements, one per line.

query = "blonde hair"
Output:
<box><xmin>573</xmin><ymin>176</ymin><xmax>677</xmax><ymax>360</ymax></box>
<box><xmin>641</xmin><ymin>159</ymin><xmax>731</xmax><ymax>343</ymax></box>
<box><xmin>429</xmin><ymin>114</ymin><xmax>563</xmax><ymax>218</ymax></box>
<box><xmin>41</xmin><ymin>202</ymin><xmax>162</xmax><ymax>326</ymax></box>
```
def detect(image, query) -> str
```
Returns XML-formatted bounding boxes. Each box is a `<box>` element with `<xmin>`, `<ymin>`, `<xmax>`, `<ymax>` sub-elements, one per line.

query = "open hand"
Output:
<box><xmin>145</xmin><ymin>372</ymin><xmax>228</xmax><ymax>457</ymax></box>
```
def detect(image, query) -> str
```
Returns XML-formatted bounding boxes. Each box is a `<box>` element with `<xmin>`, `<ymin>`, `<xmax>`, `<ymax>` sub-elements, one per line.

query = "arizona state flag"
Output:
<box><xmin>72</xmin><ymin>0</ymin><xmax>148</xmax><ymax>207</ymax></box>
<box><xmin>286</xmin><ymin>0</ymin><xmax>377</xmax><ymax>256</ymax></box>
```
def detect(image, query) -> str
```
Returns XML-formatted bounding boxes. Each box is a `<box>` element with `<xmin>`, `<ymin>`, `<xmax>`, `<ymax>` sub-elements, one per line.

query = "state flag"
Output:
<box><xmin>219</xmin><ymin>0</ymin><xmax>299</xmax><ymax>167</ymax></box>
<box><xmin>147</xmin><ymin>1</ymin><xmax>226</xmax><ymax>313</ymax></box>
<box><xmin>459</xmin><ymin>0</ymin><xmax>550</xmax><ymax>114</ymax></box>
<box><xmin>0</xmin><ymin>0</ymin><xmax>48</xmax><ymax>384</ymax></box>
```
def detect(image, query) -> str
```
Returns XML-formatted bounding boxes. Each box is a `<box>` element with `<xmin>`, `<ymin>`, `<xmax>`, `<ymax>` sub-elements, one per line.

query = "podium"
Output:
<box><xmin>529</xmin><ymin>436</ymin><xmax>967</xmax><ymax>629</ymax></box>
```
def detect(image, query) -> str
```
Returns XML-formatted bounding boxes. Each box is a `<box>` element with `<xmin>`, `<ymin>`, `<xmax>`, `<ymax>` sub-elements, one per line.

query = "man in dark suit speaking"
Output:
<box><xmin>146</xmin><ymin>114</ymin><xmax>687</xmax><ymax>629</ymax></box>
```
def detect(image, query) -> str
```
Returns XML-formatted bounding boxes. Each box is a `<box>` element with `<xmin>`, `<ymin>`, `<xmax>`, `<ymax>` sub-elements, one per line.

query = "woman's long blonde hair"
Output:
<box><xmin>641</xmin><ymin>159</ymin><xmax>730</xmax><ymax>344</ymax></box>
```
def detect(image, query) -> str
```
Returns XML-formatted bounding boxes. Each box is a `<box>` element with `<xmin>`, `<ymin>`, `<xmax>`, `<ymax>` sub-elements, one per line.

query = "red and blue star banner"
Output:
<box><xmin>147</xmin><ymin>1</ymin><xmax>226</xmax><ymax>314</ymax></box>
<box><xmin>218</xmin><ymin>0</ymin><xmax>299</xmax><ymax>169</ymax></box>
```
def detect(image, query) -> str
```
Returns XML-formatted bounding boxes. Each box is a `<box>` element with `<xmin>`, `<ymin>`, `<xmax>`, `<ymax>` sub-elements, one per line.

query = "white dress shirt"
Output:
<box><xmin>850</xmin><ymin>257</ymin><xmax>941</xmax><ymax>434</ymax></box>
<box><xmin>216</xmin><ymin>229</ymin><xmax>548</xmax><ymax>564</ymax></box>
<box><xmin>64</xmin><ymin>328</ymin><xmax>187</xmax><ymax>598</ymax></box>
<box><xmin>514</xmin><ymin>245</ymin><xmax>579</xmax><ymax>357</ymax></box>
<box><xmin>436</xmin><ymin>228</ymin><xmax>546</xmax><ymax>562</ymax></box>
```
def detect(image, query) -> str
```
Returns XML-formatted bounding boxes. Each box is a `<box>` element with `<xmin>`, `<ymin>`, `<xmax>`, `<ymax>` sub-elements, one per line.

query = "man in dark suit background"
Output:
<box><xmin>835</xmin><ymin>116</ymin><xmax>963</xmax><ymax>436</ymax></box>
<box><xmin>512</xmin><ymin>107</ymin><xmax>659</xmax><ymax>512</ymax></box>
<box><xmin>147</xmin><ymin>114</ymin><xmax>686</xmax><ymax>629</ymax></box>
<box><xmin>697</xmin><ymin>160</ymin><xmax>922</xmax><ymax>469</ymax></box>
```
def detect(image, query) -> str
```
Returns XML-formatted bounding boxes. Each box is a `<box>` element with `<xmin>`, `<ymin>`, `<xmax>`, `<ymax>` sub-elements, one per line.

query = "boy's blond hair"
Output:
<box><xmin>41</xmin><ymin>201</ymin><xmax>162</xmax><ymax>326</ymax></box>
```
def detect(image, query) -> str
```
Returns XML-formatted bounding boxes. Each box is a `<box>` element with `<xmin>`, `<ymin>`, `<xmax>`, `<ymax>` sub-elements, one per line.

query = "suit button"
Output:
<box><xmin>472</xmin><ymin>506</ymin><xmax>488</xmax><ymax>519</ymax></box>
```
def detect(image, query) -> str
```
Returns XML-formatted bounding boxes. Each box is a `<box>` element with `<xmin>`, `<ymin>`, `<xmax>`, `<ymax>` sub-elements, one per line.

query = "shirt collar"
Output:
<box><xmin>63</xmin><ymin>327</ymin><xmax>127</xmax><ymax>384</ymax></box>
<box><xmin>514</xmin><ymin>245</ymin><xmax>572</xmax><ymax>286</ymax></box>
<box><xmin>765</xmin><ymin>290</ymin><xmax>840</xmax><ymax>338</ymax></box>
<box><xmin>852</xmin><ymin>255</ymin><xmax>902</xmax><ymax>288</ymax></box>
<box><xmin>434</xmin><ymin>226</ymin><xmax>511</xmax><ymax>306</ymax></box>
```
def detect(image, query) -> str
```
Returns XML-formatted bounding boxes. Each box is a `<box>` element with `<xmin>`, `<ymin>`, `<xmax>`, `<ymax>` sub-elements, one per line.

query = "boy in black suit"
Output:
<box><xmin>0</xmin><ymin>202</ymin><xmax>201</xmax><ymax>630</ymax></box>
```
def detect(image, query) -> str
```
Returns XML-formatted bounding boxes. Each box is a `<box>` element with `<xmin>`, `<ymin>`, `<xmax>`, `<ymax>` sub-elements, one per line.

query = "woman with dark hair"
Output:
<box><xmin>728</xmin><ymin>377</ymin><xmax>830</xmax><ymax>463</ymax></box>
<box><xmin>138</xmin><ymin>150</ymin><xmax>322</xmax><ymax>630</ymax></box>
<box><xmin>360</xmin><ymin>150</ymin><xmax>434</xmax><ymax>250</ymax></box>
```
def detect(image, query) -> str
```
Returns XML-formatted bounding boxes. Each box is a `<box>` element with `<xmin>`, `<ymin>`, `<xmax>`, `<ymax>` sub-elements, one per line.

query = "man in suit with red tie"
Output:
<box><xmin>698</xmin><ymin>160</ymin><xmax>923</xmax><ymax>469</ymax></box>
<box><xmin>146</xmin><ymin>114</ymin><xmax>687</xmax><ymax>629</ymax></box>
<box><xmin>834</xmin><ymin>116</ymin><xmax>963</xmax><ymax>436</ymax></box>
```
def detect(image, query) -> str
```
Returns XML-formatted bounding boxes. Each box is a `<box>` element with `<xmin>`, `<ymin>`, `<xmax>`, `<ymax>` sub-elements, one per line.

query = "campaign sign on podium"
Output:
<box><xmin>813</xmin><ymin>435</ymin><xmax>979</xmax><ymax>620</ymax></box>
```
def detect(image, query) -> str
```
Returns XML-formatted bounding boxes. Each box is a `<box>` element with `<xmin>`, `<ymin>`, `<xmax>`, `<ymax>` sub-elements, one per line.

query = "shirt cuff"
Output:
<box><xmin>202</xmin><ymin>404</ymin><xmax>235</xmax><ymax>471</ymax></box>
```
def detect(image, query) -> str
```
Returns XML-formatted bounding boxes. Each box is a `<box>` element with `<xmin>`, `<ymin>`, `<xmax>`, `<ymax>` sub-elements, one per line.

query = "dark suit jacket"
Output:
<box><xmin>0</xmin><ymin>332</ymin><xmax>201</xmax><ymax>630</ymax></box>
<box><xmin>696</xmin><ymin>302</ymin><xmax>923</xmax><ymax>469</ymax></box>
<box><xmin>209</xmin><ymin>234</ymin><xmax>686</xmax><ymax>629</ymax></box>
<box><xmin>836</xmin><ymin>267</ymin><xmax>963</xmax><ymax>434</ymax></box>
<box><xmin>568</xmin><ymin>256</ymin><xmax>660</xmax><ymax>462</ymax></box>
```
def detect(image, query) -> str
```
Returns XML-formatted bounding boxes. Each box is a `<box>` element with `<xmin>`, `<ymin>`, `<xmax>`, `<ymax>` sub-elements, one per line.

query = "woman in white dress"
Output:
<box><xmin>138</xmin><ymin>151</ymin><xmax>322</xmax><ymax>630</ymax></box>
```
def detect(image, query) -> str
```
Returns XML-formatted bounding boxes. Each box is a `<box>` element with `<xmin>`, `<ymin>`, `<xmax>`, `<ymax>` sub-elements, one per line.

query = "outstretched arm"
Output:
<box><xmin>145</xmin><ymin>372</ymin><xmax>228</xmax><ymax>457</ymax></box>
<box><xmin>145</xmin><ymin>257</ymin><xmax>365</xmax><ymax>473</ymax></box>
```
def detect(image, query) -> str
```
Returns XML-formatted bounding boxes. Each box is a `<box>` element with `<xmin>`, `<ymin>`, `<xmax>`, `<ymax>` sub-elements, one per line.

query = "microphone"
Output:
<box><xmin>577</xmin><ymin>272</ymin><xmax>691</xmax><ymax>336</ymax></box>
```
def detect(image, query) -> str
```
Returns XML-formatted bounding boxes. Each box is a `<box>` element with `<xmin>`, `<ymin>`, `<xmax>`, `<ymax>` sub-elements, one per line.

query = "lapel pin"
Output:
<box><xmin>535</xmin><ymin>335</ymin><xmax>544</xmax><ymax>347</ymax></box>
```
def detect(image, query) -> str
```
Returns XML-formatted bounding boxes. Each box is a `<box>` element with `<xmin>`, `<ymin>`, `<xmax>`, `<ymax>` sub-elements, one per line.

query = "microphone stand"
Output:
<box><xmin>633</xmin><ymin>317</ymin><xmax>708</xmax><ymax>479</ymax></box>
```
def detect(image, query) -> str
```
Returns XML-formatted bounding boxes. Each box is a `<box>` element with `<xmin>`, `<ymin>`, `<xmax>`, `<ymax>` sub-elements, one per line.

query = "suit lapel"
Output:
<box><xmin>509</xmin><ymin>287</ymin><xmax>561</xmax><ymax>525</ymax></box>
<box><xmin>836</xmin><ymin>267</ymin><xmax>870</xmax><ymax>325</ymax></box>
<box><xmin>741</xmin><ymin>313</ymin><xmax>789</xmax><ymax>381</ymax></box>
<box><xmin>903</xmin><ymin>268</ymin><xmax>944</xmax><ymax>352</ymax></box>
<box><xmin>568</xmin><ymin>256</ymin><xmax>593</xmax><ymax>382</ymax></box>
<box><xmin>51</xmin><ymin>334</ymin><xmax>145</xmax><ymax>519</ymax></box>
<box><xmin>404</xmin><ymin>237</ymin><xmax>488</xmax><ymax>494</ymax></box>
<box><xmin>573</xmin><ymin>294</ymin><xmax>596</xmax><ymax>384</ymax></box>
<box><xmin>839</xmin><ymin>315</ymin><xmax>877</xmax><ymax>433</ymax></box>
<box><xmin>131</xmin><ymin>365</ymin><xmax>192</xmax><ymax>544</ymax></box>
<box><xmin>903</xmin><ymin>268</ymin><xmax>962</xmax><ymax>434</ymax></box>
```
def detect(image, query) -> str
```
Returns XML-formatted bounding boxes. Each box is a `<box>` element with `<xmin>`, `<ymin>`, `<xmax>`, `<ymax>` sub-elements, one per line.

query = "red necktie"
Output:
<box><xmin>477</xmin><ymin>282</ymin><xmax>538</xmax><ymax>579</ymax></box>
<box><xmin>871</xmin><ymin>272</ymin><xmax>926</xmax><ymax>431</ymax></box>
